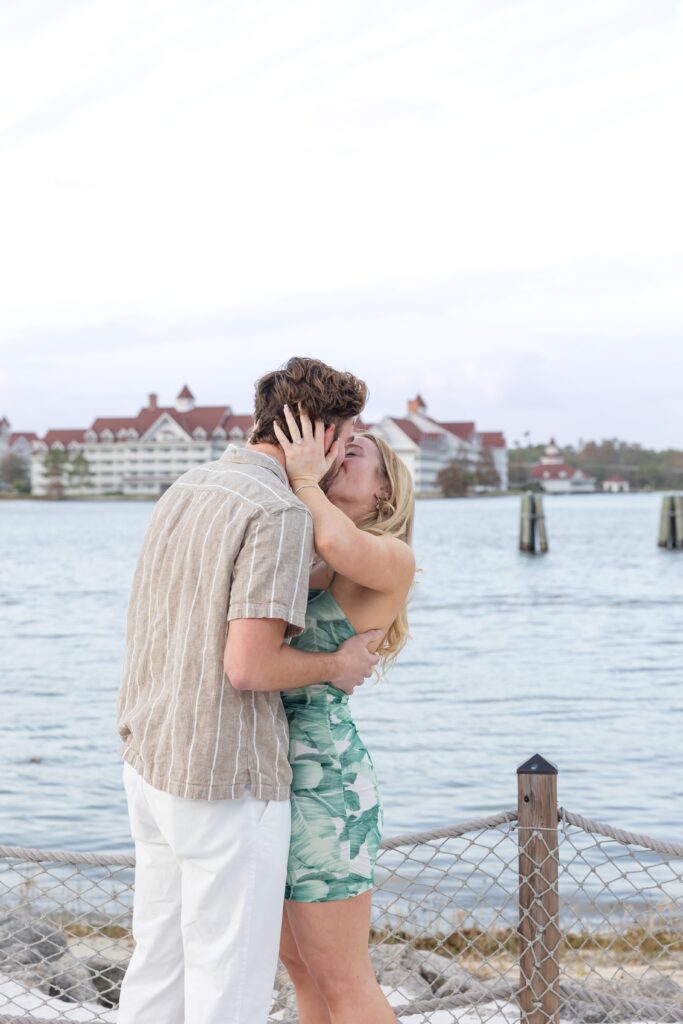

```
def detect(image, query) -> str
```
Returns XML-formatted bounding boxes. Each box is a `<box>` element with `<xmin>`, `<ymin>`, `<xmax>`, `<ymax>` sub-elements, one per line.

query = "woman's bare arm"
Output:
<box><xmin>294</xmin><ymin>487</ymin><xmax>414</xmax><ymax>593</ymax></box>
<box><xmin>273</xmin><ymin>407</ymin><xmax>414</xmax><ymax>594</ymax></box>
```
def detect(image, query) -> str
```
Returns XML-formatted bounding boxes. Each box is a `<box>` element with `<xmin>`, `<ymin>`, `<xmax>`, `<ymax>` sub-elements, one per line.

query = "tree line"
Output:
<box><xmin>508</xmin><ymin>439</ymin><xmax>683</xmax><ymax>491</ymax></box>
<box><xmin>436</xmin><ymin>448</ymin><xmax>501</xmax><ymax>496</ymax></box>
<box><xmin>436</xmin><ymin>438</ymin><xmax>683</xmax><ymax>497</ymax></box>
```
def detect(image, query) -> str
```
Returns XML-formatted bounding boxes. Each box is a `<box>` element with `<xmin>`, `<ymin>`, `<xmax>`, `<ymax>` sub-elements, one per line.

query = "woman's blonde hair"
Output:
<box><xmin>355</xmin><ymin>432</ymin><xmax>416</xmax><ymax>676</ymax></box>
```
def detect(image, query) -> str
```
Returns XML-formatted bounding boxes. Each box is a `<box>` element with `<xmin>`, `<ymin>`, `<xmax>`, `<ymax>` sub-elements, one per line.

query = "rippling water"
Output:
<box><xmin>1</xmin><ymin>494</ymin><xmax>681</xmax><ymax>857</ymax></box>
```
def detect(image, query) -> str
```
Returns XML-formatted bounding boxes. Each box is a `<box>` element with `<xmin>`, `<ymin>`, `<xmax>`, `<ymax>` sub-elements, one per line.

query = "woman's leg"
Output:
<box><xmin>278</xmin><ymin>907</ymin><xmax>331</xmax><ymax>1024</ymax></box>
<box><xmin>285</xmin><ymin>892</ymin><xmax>396</xmax><ymax>1024</ymax></box>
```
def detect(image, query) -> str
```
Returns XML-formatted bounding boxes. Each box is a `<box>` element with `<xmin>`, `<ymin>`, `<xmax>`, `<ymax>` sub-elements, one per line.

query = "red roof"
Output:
<box><xmin>605</xmin><ymin>475</ymin><xmax>627</xmax><ymax>482</ymax></box>
<box><xmin>43</xmin><ymin>429</ymin><xmax>86</xmax><ymax>446</ymax></box>
<box><xmin>441</xmin><ymin>421</ymin><xmax>476</xmax><ymax>441</ymax></box>
<box><xmin>391</xmin><ymin>418</ymin><xmax>423</xmax><ymax>443</ymax></box>
<box><xmin>9</xmin><ymin>432</ymin><xmax>38</xmax><ymax>444</ymax></box>
<box><xmin>392</xmin><ymin>419</ymin><xmax>450</xmax><ymax>447</ymax></box>
<box><xmin>87</xmin><ymin>406</ymin><xmax>247</xmax><ymax>440</ymax></box>
<box><xmin>223</xmin><ymin>414</ymin><xmax>254</xmax><ymax>435</ymax></box>
<box><xmin>179</xmin><ymin>408</ymin><xmax>242</xmax><ymax>434</ymax></box>
<box><xmin>480</xmin><ymin>431</ymin><xmax>506</xmax><ymax>448</ymax></box>
<box><xmin>38</xmin><ymin>394</ymin><xmax>253</xmax><ymax>448</ymax></box>
<box><xmin>90</xmin><ymin>418</ymin><xmax>137</xmax><ymax>433</ymax></box>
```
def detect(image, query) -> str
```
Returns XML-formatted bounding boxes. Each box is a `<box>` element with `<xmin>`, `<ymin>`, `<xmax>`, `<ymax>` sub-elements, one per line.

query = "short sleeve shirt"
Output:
<box><xmin>116</xmin><ymin>445</ymin><xmax>314</xmax><ymax>801</ymax></box>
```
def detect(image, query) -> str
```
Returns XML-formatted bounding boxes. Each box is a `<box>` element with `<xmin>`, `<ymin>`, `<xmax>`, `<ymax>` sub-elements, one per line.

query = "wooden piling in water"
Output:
<box><xmin>658</xmin><ymin>496</ymin><xmax>672</xmax><ymax>548</ymax></box>
<box><xmin>518</xmin><ymin>754</ymin><xmax>560</xmax><ymax>1024</ymax></box>
<box><xmin>520</xmin><ymin>494</ymin><xmax>549</xmax><ymax>554</ymax></box>
<box><xmin>520</xmin><ymin>494</ymin><xmax>533</xmax><ymax>552</ymax></box>
<box><xmin>674</xmin><ymin>496</ymin><xmax>683</xmax><ymax>550</ymax></box>
<box><xmin>658</xmin><ymin>495</ymin><xmax>683</xmax><ymax>549</ymax></box>
<box><xmin>535</xmin><ymin>495</ymin><xmax>548</xmax><ymax>554</ymax></box>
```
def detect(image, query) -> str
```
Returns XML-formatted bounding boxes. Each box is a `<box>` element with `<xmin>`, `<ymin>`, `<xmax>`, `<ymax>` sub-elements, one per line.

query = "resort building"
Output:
<box><xmin>603</xmin><ymin>476</ymin><xmax>630</xmax><ymax>493</ymax></box>
<box><xmin>30</xmin><ymin>387</ymin><xmax>253</xmax><ymax>497</ymax></box>
<box><xmin>0</xmin><ymin>417</ymin><xmax>38</xmax><ymax>469</ymax></box>
<box><xmin>369</xmin><ymin>395</ymin><xmax>508</xmax><ymax>495</ymax></box>
<box><xmin>529</xmin><ymin>439</ymin><xmax>596</xmax><ymax>494</ymax></box>
<box><xmin>25</xmin><ymin>388</ymin><xmax>508</xmax><ymax>498</ymax></box>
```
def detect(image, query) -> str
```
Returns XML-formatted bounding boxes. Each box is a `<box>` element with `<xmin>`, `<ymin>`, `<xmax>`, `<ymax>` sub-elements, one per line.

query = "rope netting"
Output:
<box><xmin>0</xmin><ymin>807</ymin><xmax>681</xmax><ymax>1023</ymax></box>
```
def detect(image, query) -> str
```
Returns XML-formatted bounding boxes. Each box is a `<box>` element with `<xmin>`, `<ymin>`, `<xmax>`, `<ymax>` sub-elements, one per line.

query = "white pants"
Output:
<box><xmin>118</xmin><ymin>761</ymin><xmax>291</xmax><ymax>1024</ymax></box>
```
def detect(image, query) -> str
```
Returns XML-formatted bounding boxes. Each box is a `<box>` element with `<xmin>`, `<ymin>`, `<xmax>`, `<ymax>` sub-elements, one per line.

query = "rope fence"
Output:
<box><xmin>0</xmin><ymin>754</ymin><xmax>681</xmax><ymax>1023</ymax></box>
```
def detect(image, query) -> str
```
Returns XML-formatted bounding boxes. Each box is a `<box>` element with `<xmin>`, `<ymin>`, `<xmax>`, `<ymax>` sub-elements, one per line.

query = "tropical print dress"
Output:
<box><xmin>282</xmin><ymin>586</ymin><xmax>384</xmax><ymax>902</ymax></box>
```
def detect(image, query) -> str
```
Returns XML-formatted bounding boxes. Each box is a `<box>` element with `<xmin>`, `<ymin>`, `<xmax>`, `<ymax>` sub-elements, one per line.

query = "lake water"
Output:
<box><xmin>1</xmin><ymin>493</ymin><xmax>682</xmax><ymax>859</ymax></box>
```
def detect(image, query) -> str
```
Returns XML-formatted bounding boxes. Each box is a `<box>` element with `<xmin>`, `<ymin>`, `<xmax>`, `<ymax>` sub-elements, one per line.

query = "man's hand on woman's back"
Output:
<box><xmin>224</xmin><ymin>620</ymin><xmax>382</xmax><ymax>694</ymax></box>
<box><xmin>329</xmin><ymin>630</ymin><xmax>383</xmax><ymax>695</ymax></box>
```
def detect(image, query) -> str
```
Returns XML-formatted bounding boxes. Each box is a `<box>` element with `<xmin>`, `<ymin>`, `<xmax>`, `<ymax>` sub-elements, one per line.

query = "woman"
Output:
<box><xmin>272</xmin><ymin>403</ymin><xmax>416</xmax><ymax>1024</ymax></box>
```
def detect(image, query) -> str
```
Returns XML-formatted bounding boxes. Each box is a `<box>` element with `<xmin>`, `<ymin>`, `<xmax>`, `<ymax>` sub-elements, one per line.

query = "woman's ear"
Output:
<box><xmin>374</xmin><ymin>489</ymin><xmax>392</xmax><ymax>511</ymax></box>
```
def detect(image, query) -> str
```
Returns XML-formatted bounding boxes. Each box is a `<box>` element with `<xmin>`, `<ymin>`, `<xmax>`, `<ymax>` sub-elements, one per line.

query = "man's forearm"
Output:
<box><xmin>229</xmin><ymin>643</ymin><xmax>339</xmax><ymax>692</ymax></box>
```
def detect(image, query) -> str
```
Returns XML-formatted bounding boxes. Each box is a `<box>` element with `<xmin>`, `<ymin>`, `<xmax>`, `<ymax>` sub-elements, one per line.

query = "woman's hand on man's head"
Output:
<box><xmin>273</xmin><ymin>403</ymin><xmax>340</xmax><ymax>488</ymax></box>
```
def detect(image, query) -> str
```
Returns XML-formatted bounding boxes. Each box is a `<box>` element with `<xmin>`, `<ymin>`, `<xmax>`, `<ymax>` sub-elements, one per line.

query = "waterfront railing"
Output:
<box><xmin>1</xmin><ymin>754</ymin><xmax>682</xmax><ymax>1023</ymax></box>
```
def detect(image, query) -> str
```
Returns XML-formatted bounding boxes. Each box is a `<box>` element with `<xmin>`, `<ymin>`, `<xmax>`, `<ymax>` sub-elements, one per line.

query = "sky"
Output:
<box><xmin>0</xmin><ymin>0</ymin><xmax>681</xmax><ymax>449</ymax></box>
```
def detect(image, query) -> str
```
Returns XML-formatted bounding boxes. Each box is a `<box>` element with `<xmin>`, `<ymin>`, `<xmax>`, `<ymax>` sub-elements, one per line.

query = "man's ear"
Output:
<box><xmin>323</xmin><ymin>424</ymin><xmax>337</xmax><ymax>454</ymax></box>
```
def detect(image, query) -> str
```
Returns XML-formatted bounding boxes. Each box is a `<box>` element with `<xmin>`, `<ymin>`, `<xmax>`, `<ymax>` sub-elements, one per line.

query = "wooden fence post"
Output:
<box><xmin>518</xmin><ymin>753</ymin><xmax>560</xmax><ymax>1024</ymax></box>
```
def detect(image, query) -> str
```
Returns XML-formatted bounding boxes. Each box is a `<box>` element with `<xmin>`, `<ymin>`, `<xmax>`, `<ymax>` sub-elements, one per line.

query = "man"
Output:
<box><xmin>116</xmin><ymin>357</ymin><xmax>381</xmax><ymax>1024</ymax></box>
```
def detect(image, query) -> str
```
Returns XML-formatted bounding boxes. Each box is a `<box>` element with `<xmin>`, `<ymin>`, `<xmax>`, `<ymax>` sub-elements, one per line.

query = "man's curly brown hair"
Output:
<box><xmin>250</xmin><ymin>357</ymin><xmax>368</xmax><ymax>445</ymax></box>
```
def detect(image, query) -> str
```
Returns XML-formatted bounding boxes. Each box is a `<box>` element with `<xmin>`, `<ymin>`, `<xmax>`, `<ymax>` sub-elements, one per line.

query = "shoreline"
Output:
<box><xmin>0</xmin><ymin>488</ymin><xmax>671</xmax><ymax>503</ymax></box>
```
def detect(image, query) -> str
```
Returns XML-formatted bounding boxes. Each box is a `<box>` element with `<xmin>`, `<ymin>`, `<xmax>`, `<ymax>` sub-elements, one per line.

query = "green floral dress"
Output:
<box><xmin>282</xmin><ymin>587</ymin><xmax>384</xmax><ymax>902</ymax></box>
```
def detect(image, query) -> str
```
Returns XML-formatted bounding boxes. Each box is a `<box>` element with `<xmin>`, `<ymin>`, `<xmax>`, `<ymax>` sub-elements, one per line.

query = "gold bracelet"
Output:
<box><xmin>294</xmin><ymin>483</ymin><xmax>320</xmax><ymax>496</ymax></box>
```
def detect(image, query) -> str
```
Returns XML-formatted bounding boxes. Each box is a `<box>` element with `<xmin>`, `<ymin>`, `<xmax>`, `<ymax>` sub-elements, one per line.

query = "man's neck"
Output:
<box><xmin>246</xmin><ymin>441</ymin><xmax>286</xmax><ymax>471</ymax></box>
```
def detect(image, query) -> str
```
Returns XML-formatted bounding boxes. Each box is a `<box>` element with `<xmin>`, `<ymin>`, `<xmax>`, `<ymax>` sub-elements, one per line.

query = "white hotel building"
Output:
<box><xmin>30</xmin><ymin>387</ymin><xmax>253</xmax><ymax>498</ymax></box>
<box><xmin>26</xmin><ymin>388</ymin><xmax>507</xmax><ymax>498</ymax></box>
<box><xmin>371</xmin><ymin>396</ymin><xmax>508</xmax><ymax>494</ymax></box>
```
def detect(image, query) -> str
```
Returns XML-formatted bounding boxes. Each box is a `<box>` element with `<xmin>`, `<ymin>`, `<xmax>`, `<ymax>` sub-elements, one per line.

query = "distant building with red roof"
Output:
<box><xmin>0</xmin><ymin>417</ymin><xmax>39</xmax><ymax>470</ymax></box>
<box><xmin>9</xmin><ymin>431</ymin><xmax>39</xmax><ymax>446</ymax></box>
<box><xmin>42</xmin><ymin>429</ymin><xmax>87</xmax><ymax>447</ymax></box>
<box><xmin>31</xmin><ymin>386</ymin><xmax>255</xmax><ymax>497</ymax></box>
<box><xmin>25</xmin><ymin>388</ymin><xmax>508</xmax><ymax>498</ymax></box>
<box><xmin>529</xmin><ymin>439</ymin><xmax>596</xmax><ymax>494</ymax></box>
<box><xmin>478</xmin><ymin>431</ymin><xmax>506</xmax><ymax>449</ymax></box>
<box><xmin>370</xmin><ymin>396</ymin><xmax>508</xmax><ymax>495</ymax></box>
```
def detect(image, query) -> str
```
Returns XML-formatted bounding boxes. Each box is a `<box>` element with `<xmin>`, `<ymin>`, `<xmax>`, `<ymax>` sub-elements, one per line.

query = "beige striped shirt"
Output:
<box><xmin>116</xmin><ymin>445</ymin><xmax>313</xmax><ymax>801</ymax></box>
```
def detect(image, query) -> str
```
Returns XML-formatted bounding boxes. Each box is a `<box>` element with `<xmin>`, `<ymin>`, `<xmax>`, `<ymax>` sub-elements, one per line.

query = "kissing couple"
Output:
<box><xmin>116</xmin><ymin>356</ymin><xmax>416</xmax><ymax>1023</ymax></box>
